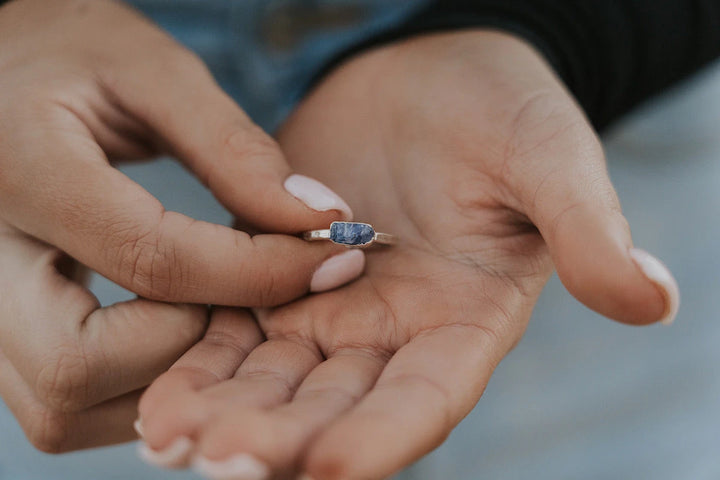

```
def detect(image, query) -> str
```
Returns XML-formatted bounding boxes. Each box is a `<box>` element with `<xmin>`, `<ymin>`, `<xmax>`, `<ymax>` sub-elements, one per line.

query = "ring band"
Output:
<box><xmin>303</xmin><ymin>222</ymin><xmax>396</xmax><ymax>247</ymax></box>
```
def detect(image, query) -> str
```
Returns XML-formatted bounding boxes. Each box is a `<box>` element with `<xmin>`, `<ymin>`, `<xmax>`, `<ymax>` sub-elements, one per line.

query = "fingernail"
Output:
<box><xmin>629</xmin><ymin>248</ymin><xmax>680</xmax><ymax>325</ymax></box>
<box><xmin>193</xmin><ymin>454</ymin><xmax>270</xmax><ymax>480</ymax></box>
<box><xmin>284</xmin><ymin>174</ymin><xmax>353</xmax><ymax>220</ymax></box>
<box><xmin>138</xmin><ymin>437</ymin><xmax>194</xmax><ymax>469</ymax></box>
<box><xmin>133</xmin><ymin>418</ymin><xmax>144</xmax><ymax>438</ymax></box>
<box><xmin>310</xmin><ymin>249</ymin><xmax>365</xmax><ymax>292</ymax></box>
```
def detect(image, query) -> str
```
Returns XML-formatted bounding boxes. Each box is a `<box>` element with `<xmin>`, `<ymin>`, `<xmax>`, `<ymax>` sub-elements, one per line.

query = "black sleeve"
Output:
<box><xmin>323</xmin><ymin>0</ymin><xmax>720</xmax><ymax>132</ymax></box>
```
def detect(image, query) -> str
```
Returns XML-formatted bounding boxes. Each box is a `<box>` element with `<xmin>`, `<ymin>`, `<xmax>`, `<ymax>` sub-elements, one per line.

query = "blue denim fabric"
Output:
<box><xmin>122</xmin><ymin>0</ymin><xmax>428</xmax><ymax>130</ymax></box>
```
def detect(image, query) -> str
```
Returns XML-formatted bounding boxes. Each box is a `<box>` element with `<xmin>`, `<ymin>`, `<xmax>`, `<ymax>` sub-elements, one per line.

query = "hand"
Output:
<box><xmin>138</xmin><ymin>31</ymin><xmax>679</xmax><ymax>479</ymax></box>
<box><xmin>0</xmin><ymin>0</ymin><xmax>364</xmax><ymax>453</ymax></box>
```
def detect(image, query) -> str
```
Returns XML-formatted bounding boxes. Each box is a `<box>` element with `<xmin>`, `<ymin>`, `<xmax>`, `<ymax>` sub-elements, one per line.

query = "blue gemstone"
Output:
<box><xmin>329</xmin><ymin>222</ymin><xmax>375</xmax><ymax>246</ymax></box>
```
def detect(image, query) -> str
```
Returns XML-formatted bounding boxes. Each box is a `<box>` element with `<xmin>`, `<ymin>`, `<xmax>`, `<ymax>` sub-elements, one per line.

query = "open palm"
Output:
<box><xmin>138</xmin><ymin>31</ymin><xmax>675</xmax><ymax>480</ymax></box>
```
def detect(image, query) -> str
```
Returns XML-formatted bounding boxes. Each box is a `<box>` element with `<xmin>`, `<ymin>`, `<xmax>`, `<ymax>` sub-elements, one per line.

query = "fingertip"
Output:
<box><xmin>545</xmin><ymin>206</ymin><xmax>672</xmax><ymax>326</ymax></box>
<box><xmin>134</xmin><ymin>418</ymin><xmax>145</xmax><ymax>438</ymax></box>
<box><xmin>192</xmin><ymin>453</ymin><xmax>270</xmax><ymax>480</ymax></box>
<box><xmin>284</xmin><ymin>174</ymin><xmax>354</xmax><ymax>221</ymax></box>
<box><xmin>138</xmin><ymin>436</ymin><xmax>194</xmax><ymax>469</ymax></box>
<box><xmin>136</xmin><ymin>371</ymin><xmax>180</xmax><ymax>422</ymax></box>
<box><xmin>629</xmin><ymin>248</ymin><xmax>680</xmax><ymax>326</ymax></box>
<box><xmin>556</xmin><ymin>251</ymin><xmax>668</xmax><ymax>327</ymax></box>
<box><xmin>310</xmin><ymin>249</ymin><xmax>366</xmax><ymax>293</ymax></box>
<box><xmin>303</xmin><ymin>432</ymin><xmax>379</xmax><ymax>480</ymax></box>
<box><xmin>304</xmin><ymin>449</ymin><xmax>351</xmax><ymax>480</ymax></box>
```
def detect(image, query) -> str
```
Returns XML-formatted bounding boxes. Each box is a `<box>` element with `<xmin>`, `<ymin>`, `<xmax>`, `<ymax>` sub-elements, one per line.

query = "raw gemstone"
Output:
<box><xmin>329</xmin><ymin>222</ymin><xmax>375</xmax><ymax>246</ymax></box>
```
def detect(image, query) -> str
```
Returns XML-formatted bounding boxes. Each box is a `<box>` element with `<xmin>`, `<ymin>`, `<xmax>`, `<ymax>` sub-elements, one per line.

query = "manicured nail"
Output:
<box><xmin>310</xmin><ymin>249</ymin><xmax>365</xmax><ymax>292</ymax></box>
<box><xmin>284</xmin><ymin>174</ymin><xmax>353</xmax><ymax>220</ymax></box>
<box><xmin>629</xmin><ymin>248</ymin><xmax>680</xmax><ymax>325</ymax></box>
<box><xmin>138</xmin><ymin>437</ymin><xmax>194</xmax><ymax>469</ymax></box>
<box><xmin>193</xmin><ymin>454</ymin><xmax>270</xmax><ymax>480</ymax></box>
<box><xmin>133</xmin><ymin>418</ymin><xmax>144</xmax><ymax>438</ymax></box>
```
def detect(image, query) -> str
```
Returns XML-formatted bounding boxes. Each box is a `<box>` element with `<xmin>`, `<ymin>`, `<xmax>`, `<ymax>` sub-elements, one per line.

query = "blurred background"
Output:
<box><xmin>2</xmin><ymin>1</ymin><xmax>719</xmax><ymax>478</ymax></box>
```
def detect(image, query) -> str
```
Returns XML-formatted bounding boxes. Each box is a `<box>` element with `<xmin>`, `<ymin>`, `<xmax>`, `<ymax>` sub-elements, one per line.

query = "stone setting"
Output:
<box><xmin>329</xmin><ymin>222</ymin><xmax>375</xmax><ymax>246</ymax></box>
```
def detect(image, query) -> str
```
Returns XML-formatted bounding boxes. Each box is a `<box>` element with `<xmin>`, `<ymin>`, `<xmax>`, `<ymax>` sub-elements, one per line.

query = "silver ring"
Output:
<box><xmin>303</xmin><ymin>222</ymin><xmax>396</xmax><ymax>247</ymax></box>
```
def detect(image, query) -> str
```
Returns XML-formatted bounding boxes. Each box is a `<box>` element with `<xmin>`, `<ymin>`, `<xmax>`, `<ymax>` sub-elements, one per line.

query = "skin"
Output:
<box><xmin>0</xmin><ymin>0</ymin><xmax>352</xmax><ymax>452</ymax></box>
<box><xmin>139</xmin><ymin>31</ymin><xmax>670</xmax><ymax>479</ymax></box>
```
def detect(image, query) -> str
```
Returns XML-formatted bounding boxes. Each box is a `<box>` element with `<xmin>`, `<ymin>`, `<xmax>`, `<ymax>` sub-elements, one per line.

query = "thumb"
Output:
<box><xmin>520</xmin><ymin>136</ymin><xmax>679</xmax><ymax>326</ymax></box>
<box><xmin>109</xmin><ymin>49</ymin><xmax>351</xmax><ymax>233</ymax></box>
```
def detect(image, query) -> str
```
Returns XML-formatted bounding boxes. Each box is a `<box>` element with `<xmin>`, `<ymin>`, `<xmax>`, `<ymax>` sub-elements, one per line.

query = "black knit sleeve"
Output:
<box><xmin>323</xmin><ymin>0</ymin><xmax>720</xmax><ymax>131</ymax></box>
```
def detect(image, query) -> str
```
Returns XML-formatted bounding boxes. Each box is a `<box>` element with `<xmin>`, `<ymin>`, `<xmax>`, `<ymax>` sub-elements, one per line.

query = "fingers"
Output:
<box><xmin>511</xmin><ymin>110</ymin><xmax>679</xmax><ymax>325</ymax></box>
<box><xmin>0</xmin><ymin>226</ymin><xmax>207</xmax><ymax>413</ymax></box>
<box><xmin>107</xmin><ymin>43</ymin><xmax>352</xmax><ymax>232</ymax></box>
<box><xmin>139</xmin><ymin>331</ymin><xmax>322</xmax><ymax>470</ymax></box>
<box><xmin>139</xmin><ymin>308</ymin><xmax>264</xmax><ymax>421</ymax></box>
<box><xmin>0</xmin><ymin>125</ymin><xmax>363</xmax><ymax>304</ymax></box>
<box><xmin>138</xmin><ymin>308</ymin><xmax>263</xmax><ymax>468</ymax></box>
<box><xmin>302</xmin><ymin>325</ymin><xmax>504</xmax><ymax>480</ymax></box>
<box><xmin>0</xmin><ymin>349</ymin><xmax>141</xmax><ymax>453</ymax></box>
<box><xmin>193</xmin><ymin>350</ymin><xmax>386</xmax><ymax>478</ymax></box>
<box><xmin>78</xmin><ymin>300</ymin><xmax>207</xmax><ymax>407</ymax></box>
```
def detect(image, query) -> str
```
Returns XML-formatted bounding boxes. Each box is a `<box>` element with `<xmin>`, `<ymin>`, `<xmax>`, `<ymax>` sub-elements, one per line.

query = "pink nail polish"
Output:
<box><xmin>629</xmin><ymin>248</ymin><xmax>680</xmax><ymax>325</ymax></box>
<box><xmin>133</xmin><ymin>418</ymin><xmax>144</xmax><ymax>438</ymax></box>
<box><xmin>310</xmin><ymin>249</ymin><xmax>365</xmax><ymax>292</ymax></box>
<box><xmin>193</xmin><ymin>454</ymin><xmax>270</xmax><ymax>480</ymax></box>
<box><xmin>284</xmin><ymin>174</ymin><xmax>353</xmax><ymax>220</ymax></box>
<box><xmin>138</xmin><ymin>437</ymin><xmax>194</xmax><ymax>469</ymax></box>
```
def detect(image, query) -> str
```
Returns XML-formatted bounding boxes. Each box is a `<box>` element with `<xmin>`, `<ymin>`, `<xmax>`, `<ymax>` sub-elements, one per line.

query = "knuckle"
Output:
<box><xmin>201</xmin><ymin>326</ymin><xmax>252</xmax><ymax>359</ymax></box>
<box><xmin>115</xmin><ymin>229</ymin><xmax>178</xmax><ymax>301</ymax></box>
<box><xmin>236</xmin><ymin>239</ymin><xmax>291</xmax><ymax>307</ymax></box>
<box><xmin>219</xmin><ymin>125</ymin><xmax>280</xmax><ymax>163</ymax></box>
<box><xmin>34</xmin><ymin>349</ymin><xmax>90</xmax><ymax>413</ymax></box>
<box><xmin>26</xmin><ymin>407</ymin><xmax>71</xmax><ymax>454</ymax></box>
<box><xmin>167</xmin><ymin>47</ymin><xmax>209</xmax><ymax>78</ymax></box>
<box><xmin>172</xmin><ymin>304</ymin><xmax>208</xmax><ymax>344</ymax></box>
<box><xmin>203</xmin><ymin>124</ymin><xmax>281</xmax><ymax>194</ymax></box>
<box><xmin>251</xmin><ymin>267</ymin><xmax>300</xmax><ymax>307</ymax></box>
<box><xmin>140</xmin><ymin>36</ymin><xmax>209</xmax><ymax>81</ymax></box>
<box><xmin>253</xmin><ymin>268</ymin><xmax>280</xmax><ymax>306</ymax></box>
